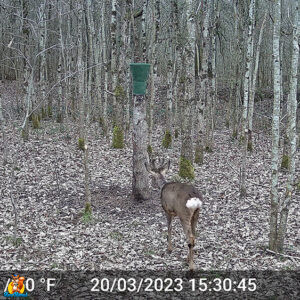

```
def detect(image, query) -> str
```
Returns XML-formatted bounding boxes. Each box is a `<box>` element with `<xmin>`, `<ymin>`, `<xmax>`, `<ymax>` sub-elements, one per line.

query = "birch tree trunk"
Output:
<box><xmin>141</xmin><ymin>0</ymin><xmax>148</xmax><ymax>62</ymax></box>
<box><xmin>39</xmin><ymin>2</ymin><xmax>47</xmax><ymax>119</ymax></box>
<box><xmin>179</xmin><ymin>0</ymin><xmax>195</xmax><ymax>179</ymax></box>
<box><xmin>86</xmin><ymin>0</ymin><xmax>95</xmax><ymax>122</ymax></box>
<box><xmin>57</xmin><ymin>0</ymin><xmax>65</xmax><ymax>122</ymax></box>
<box><xmin>269</xmin><ymin>0</ymin><xmax>281</xmax><ymax>252</ymax></box>
<box><xmin>132</xmin><ymin>96</ymin><xmax>150</xmax><ymax>201</ymax></box>
<box><xmin>111</xmin><ymin>0</ymin><xmax>118</xmax><ymax>125</ymax></box>
<box><xmin>112</xmin><ymin>2</ymin><xmax>126</xmax><ymax>149</ymax></box>
<box><xmin>92</xmin><ymin>2</ymin><xmax>102</xmax><ymax>123</ymax></box>
<box><xmin>101</xmin><ymin>3</ymin><xmax>109</xmax><ymax>137</ymax></box>
<box><xmin>240</xmin><ymin>0</ymin><xmax>255</xmax><ymax>198</ymax></box>
<box><xmin>232</xmin><ymin>0</ymin><xmax>243</xmax><ymax>139</ymax></box>
<box><xmin>21</xmin><ymin>0</ymin><xmax>31</xmax><ymax>141</ymax></box>
<box><xmin>163</xmin><ymin>7</ymin><xmax>174</xmax><ymax>149</ymax></box>
<box><xmin>277</xmin><ymin>0</ymin><xmax>299</xmax><ymax>252</ymax></box>
<box><xmin>195</xmin><ymin>0</ymin><xmax>209</xmax><ymax>165</ymax></box>
<box><xmin>173</xmin><ymin>0</ymin><xmax>180</xmax><ymax>136</ymax></box>
<box><xmin>248</xmin><ymin>12</ymin><xmax>267</xmax><ymax>151</ymax></box>
<box><xmin>205</xmin><ymin>0</ymin><xmax>217</xmax><ymax>152</ymax></box>
<box><xmin>148</xmin><ymin>0</ymin><xmax>160</xmax><ymax>146</ymax></box>
<box><xmin>124</xmin><ymin>0</ymin><xmax>133</xmax><ymax>141</ymax></box>
<box><xmin>77</xmin><ymin>0</ymin><xmax>85</xmax><ymax>143</ymax></box>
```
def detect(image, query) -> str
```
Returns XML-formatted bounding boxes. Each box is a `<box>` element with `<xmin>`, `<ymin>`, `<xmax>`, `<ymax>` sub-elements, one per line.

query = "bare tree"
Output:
<box><xmin>240</xmin><ymin>0</ymin><xmax>255</xmax><ymax>198</ymax></box>
<box><xmin>179</xmin><ymin>0</ymin><xmax>195</xmax><ymax>179</ymax></box>
<box><xmin>276</xmin><ymin>0</ymin><xmax>300</xmax><ymax>252</ymax></box>
<box><xmin>269</xmin><ymin>0</ymin><xmax>282</xmax><ymax>252</ymax></box>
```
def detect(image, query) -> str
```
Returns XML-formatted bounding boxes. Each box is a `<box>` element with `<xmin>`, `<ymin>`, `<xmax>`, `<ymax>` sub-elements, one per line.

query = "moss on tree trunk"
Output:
<box><xmin>179</xmin><ymin>156</ymin><xmax>195</xmax><ymax>180</ymax></box>
<box><xmin>281</xmin><ymin>154</ymin><xmax>290</xmax><ymax>170</ymax></box>
<box><xmin>112</xmin><ymin>126</ymin><xmax>124</xmax><ymax>149</ymax></box>
<box><xmin>162</xmin><ymin>130</ymin><xmax>172</xmax><ymax>148</ymax></box>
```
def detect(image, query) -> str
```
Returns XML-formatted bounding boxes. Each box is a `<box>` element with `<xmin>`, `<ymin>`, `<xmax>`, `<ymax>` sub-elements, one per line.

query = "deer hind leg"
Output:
<box><xmin>165</xmin><ymin>213</ymin><xmax>173</xmax><ymax>253</ymax></box>
<box><xmin>191</xmin><ymin>209</ymin><xmax>200</xmax><ymax>236</ymax></box>
<box><xmin>180</xmin><ymin>216</ymin><xmax>195</xmax><ymax>270</ymax></box>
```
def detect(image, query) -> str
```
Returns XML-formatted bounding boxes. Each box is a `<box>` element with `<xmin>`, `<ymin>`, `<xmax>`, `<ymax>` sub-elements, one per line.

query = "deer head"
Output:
<box><xmin>145</xmin><ymin>157</ymin><xmax>170</xmax><ymax>189</ymax></box>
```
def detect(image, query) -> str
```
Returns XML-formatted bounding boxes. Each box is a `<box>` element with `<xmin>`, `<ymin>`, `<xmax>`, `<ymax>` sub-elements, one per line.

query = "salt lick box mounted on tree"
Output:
<box><xmin>130</xmin><ymin>63</ymin><xmax>151</xmax><ymax>95</ymax></box>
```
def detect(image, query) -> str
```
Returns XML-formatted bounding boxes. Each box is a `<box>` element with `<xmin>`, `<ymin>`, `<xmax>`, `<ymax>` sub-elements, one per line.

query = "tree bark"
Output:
<box><xmin>240</xmin><ymin>0</ymin><xmax>255</xmax><ymax>198</ymax></box>
<box><xmin>132</xmin><ymin>95</ymin><xmax>150</xmax><ymax>201</ymax></box>
<box><xmin>248</xmin><ymin>12</ymin><xmax>267</xmax><ymax>151</ymax></box>
<box><xmin>277</xmin><ymin>0</ymin><xmax>299</xmax><ymax>252</ymax></box>
<box><xmin>269</xmin><ymin>0</ymin><xmax>281</xmax><ymax>252</ymax></box>
<box><xmin>179</xmin><ymin>0</ymin><xmax>195</xmax><ymax>179</ymax></box>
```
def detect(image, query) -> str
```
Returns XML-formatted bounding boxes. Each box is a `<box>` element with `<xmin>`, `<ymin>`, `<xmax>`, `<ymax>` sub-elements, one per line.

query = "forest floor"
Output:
<box><xmin>0</xmin><ymin>81</ymin><xmax>300</xmax><ymax>272</ymax></box>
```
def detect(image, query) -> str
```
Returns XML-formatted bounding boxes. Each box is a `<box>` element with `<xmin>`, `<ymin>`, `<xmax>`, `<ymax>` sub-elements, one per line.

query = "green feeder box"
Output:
<box><xmin>130</xmin><ymin>63</ymin><xmax>151</xmax><ymax>95</ymax></box>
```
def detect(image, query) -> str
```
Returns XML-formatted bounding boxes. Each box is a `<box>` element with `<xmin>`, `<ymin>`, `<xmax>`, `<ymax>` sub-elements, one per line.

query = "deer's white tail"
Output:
<box><xmin>186</xmin><ymin>197</ymin><xmax>202</xmax><ymax>209</ymax></box>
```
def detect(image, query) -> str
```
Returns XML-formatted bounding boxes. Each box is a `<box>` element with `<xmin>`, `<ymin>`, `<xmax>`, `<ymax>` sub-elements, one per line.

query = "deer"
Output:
<box><xmin>145</xmin><ymin>157</ymin><xmax>203</xmax><ymax>270</ymax></box>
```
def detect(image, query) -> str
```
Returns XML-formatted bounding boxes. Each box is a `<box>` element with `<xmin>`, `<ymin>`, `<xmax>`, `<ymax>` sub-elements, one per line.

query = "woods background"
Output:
<box><xmin>0</xmin><ymin>0</ymin><xmax>299</xmax><ymax>273</ymax></box>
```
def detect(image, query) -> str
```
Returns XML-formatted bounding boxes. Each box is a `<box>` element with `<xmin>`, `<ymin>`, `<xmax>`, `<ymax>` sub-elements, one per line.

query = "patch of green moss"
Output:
<box><xmin>5</xmin><ymin>236</ymin><xmax>23</xmax><ymax>247</ymax></box>
<box><xmin>239</xmin><ymin>134</ymin><xmax>246</xmax><ymax>144</ymax></box>
<box><xmin>247</xmin><ymin>140</ymin><xmax>253</xmax><ymax>152</ymax></box>
<box><xmin>147</xmin><ymin>144</ymin><xmax>153</xmax><ymax>156</ymax></box>
<box><xmin>174</xmin><ymin>129</ymin><xmax>179</xmax><ymax>138</ymax></box>
<box><xmin>194</xmin><ymin>144</ymin><xmax>204</xmax><ymax>165</ymax></box>
<box><xmin>48</xmin><ymin>104</ymin><xmax>53</xmax><ymax>118</ymax></box>
<box><xmin>162</xmin><ymin>130</ymin><xmax>172</xmax><ymax>148</ymax></box>
<box><xmin>82</xmin><ymin>202</ymin><xmax>92</xmax><ymax>223</ymax></box>
<box><xmin>109</xmin><ymin>230</ymin><xmax>123</xmax><ymax>241</ymax></box>
<box><xmin>56</xmin><ymin>112</ymin><xmax>63</xmax><ymax>123</ymax></box>
<box><xmin>21</xmin><ymin>128</ymin><xmax>29</xmax><ymax>141</ymax></box>
<box><xmin>41</xmin><ymin>107</ymin><xmax>47</xmax><ymax>119</ymax></box>
<box><xmin>232</xmin><ymin>129</ymin><xmax>238</xmax><ymax>139</ymax></box>
<box><xmin>179</xmin><ymin>76</ymin><xmax>186</xmax><ymax>84</ymax></box>
<box><xmin>115</xmin><ymin>85</ymin><xmax>125</xmax><ymax>98</ymax></box>
<box><xmin>78</xmin><ymin>137</ymin><xmax>85</xmax><ymax>151</ymax></box>
<box><xmin>112</xmin><ymin>126</ymin><xmax>124</xmax><ymax>149</ymax></box>
<box><xmin>179</xmin><ymin>156</ymin><xmax>195</xmax><ymax>180</ymax></box>
<box><xmin>32</xmin><ymin>114</ymin><xmax>40</xmax><ymax>129</ymax></box>
<box><xmin>281</xmin><ymin>154</ymin><xmax>290</xmax><ymax>170</ymax></box>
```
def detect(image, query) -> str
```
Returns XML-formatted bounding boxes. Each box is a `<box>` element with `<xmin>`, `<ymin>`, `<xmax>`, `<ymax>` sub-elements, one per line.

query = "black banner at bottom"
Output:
<box><xmin>0</xmin><ymin>270</ymin><xmax>299</xmax><ymax>299</ymax></box>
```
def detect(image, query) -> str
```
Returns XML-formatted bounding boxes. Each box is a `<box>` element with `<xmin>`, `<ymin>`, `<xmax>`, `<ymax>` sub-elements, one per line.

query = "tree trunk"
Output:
<box><xmin>101</xmin><ymin>4</ymin><xmax>108</xmax><ymax>137</ymax></box>
<box><xmin>111</xmin><ymin>0</ymin><xmax>118</xmax><ymax>125</ymax></box>
<box><xmin>179</xmin><ymin>0</ymin><xmax>195</xmax><ymax>179</ymax></box>
<box><xmin>277</xmin><ymin>0</ymin><xmax>299</xmax><ymax>252</ymax></box>
<box><xmin>269</xmin><ymin>0</ymin><xmax>281</xmax><ymax>252</ymax></box>
<box><xmin>148</xmin><ymin>0</ymin><xmax>160</xmax><ymax>146</ymax></box>
<box><xmin>195</xmin><ymin>0</ymin><xmax>208</xmax><ymax>165</ymax></box>
<box><xmin>240</xmin><ymin>0</ymin><xmax>255</xmax><ymax>198</ymax></box>
<box><xmin>132</xmin><ymin>94</ymin><xmax>150</xmax><ymax>201</ymax></box>
<box><xmin>248</xmin><ymin>12</ymin><xmax>267</xmax><ymax>151</ymax></box>
<box><xmin>77</xmin><ymin>0</ymin><xmax>85</xmax><ymax>142</ymax></box>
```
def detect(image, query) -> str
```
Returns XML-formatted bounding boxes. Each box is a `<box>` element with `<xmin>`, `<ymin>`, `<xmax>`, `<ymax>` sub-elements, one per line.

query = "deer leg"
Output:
<box><xmin>166</xmin><ymin>213</ymin><xmax>173</xmax><ymax>253</ymax></box>
<box><xmin>180</xmin><ymin>217</ymin><xmax>195</xmax><ymax>270</ymax></box>
<box><xmin>191</xmin><ymin>209</ymin><xmax>200</xmax><ymax>236</ymax></box>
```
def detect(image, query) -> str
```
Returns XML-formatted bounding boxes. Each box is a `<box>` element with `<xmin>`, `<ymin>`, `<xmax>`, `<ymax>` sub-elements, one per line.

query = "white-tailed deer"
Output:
<box><xmin>145</xmin><ymin>158</ymin><xmax>202</xmax><ymax>270</ymax></box>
